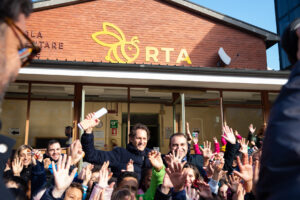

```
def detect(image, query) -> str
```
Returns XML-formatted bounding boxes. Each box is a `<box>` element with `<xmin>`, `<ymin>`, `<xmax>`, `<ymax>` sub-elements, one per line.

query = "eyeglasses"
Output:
<box><xmin>4</xmin><ymin>17</ymin><xmax>41</xmax><ymax>67</ymax></box>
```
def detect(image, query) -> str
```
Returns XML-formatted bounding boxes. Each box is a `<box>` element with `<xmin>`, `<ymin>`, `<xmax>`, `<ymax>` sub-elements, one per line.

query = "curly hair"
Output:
<box><xmin>129</xmin><ymin>123</ymin><xmax>150</xmax><ymax>140</ymax></box>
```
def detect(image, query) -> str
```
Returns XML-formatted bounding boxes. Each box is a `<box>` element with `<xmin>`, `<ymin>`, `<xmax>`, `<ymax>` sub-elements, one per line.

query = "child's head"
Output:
<box><xmin>88</xmin><ymin>165</ymin><xmax>102</xmax><ymax>189</ymax></box>
<box><xmin>117</xmin><ymin>172</ymin><xmax>139</xmax><ymax>196</ymax></box>
<box><xmin>64</xmin><ymin>182</ymin><xmax>83</xmax><ymax>200</ymax></box>
<box><xmin>218</xmin><ymin>179</ymin><xmax>229</xmax><ymax>200</ymax></box>
<box><xmin>139</xmin><ymin>167</ymin><xmax>152</xmax><ymax>192</ymax></box>
<box><xmin>183</xmin><ymin>163</ymin><xmax>201</xmax><ymax>187</ymax></box>
<box><xmin>111</xmin><ymin>188</ymin><xmax>136</xmax><ymax>200</ymax></box>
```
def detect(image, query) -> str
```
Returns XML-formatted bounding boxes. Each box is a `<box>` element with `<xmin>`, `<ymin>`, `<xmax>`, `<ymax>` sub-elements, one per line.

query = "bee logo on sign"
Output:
<box><xmin>92</xmin><ymin>22</ymin><xmax>192</xmax><ymax>65</ymax></box>
<box><xmin>92</xmin><ymin>22</ymin><xmax>140</xmax><ymax>63</ymax></box>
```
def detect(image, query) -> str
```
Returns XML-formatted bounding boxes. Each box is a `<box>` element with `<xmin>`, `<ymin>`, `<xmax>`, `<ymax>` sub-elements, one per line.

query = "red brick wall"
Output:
<box><xmin>26</xmin><ymin>0</ymin><xmax>267</xmax><ymax>70</ymax></box>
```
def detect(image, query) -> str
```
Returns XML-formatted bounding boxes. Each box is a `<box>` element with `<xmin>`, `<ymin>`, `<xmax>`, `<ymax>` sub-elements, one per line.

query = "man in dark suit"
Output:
<box><xmin>257</xmin><ymin>18</ymin><xmax>300</xmax><ymax>200</ymax></box>
<box><xmin>81</xmin><ymin>114</ymin><xmax>152</xmax><ymax>181</ymax></box>
<box><xmin>0</xmin><ymin>0</ymin><xmax>40</xmax><ymax>199</ymax></box>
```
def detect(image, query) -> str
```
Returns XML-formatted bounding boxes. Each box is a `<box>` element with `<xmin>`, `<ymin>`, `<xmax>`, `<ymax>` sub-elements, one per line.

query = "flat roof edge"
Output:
<box><xmin>33</xmin><ymin>0</ymin><xmax>95</xmax><ymax>11</ymax></box>
<box><xmin>28</xmin><ymin>60</ymin><xmax>290</xmax><ymax>79</ymax></box>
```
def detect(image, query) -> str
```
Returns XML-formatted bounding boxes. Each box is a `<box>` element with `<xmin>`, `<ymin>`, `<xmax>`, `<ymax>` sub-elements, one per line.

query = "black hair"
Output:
<box><xmin>169</xmin><ymin>132</ymin><xmax>187</xmax><ymax>147</ymax></box>
<box><xmin>4</xmin><ymin>175</ymin><xmax>28</xmax><ymax>195</ymax></box>
<box><xmin>281</xmin><ymin>18</ymin><xmax>300</xmax><ymax>65</ymax></box>
<box><xmin>8</xmin><ymin>188</ymin><xmax>28</xmax><ymax>200</ymax></box>
<box><xmin>47</xmin><ymin>139</ymin><xmax>61</xmax><ymax>151</ymax></box>
<box><xmin>0</xmin><ymin>0</ymin><xmax>32</xmax><ymax>21</ymax></box>
<box><xmin>91</xmin><ymin>165</ymin><xmax>102</xmax><ymax>173</ymax></box>
<box><xmin>117</xmin><ymin>171</ymin><xmax>139</xmax><ymax>187</ymax></box>
<box><xmin>111</xmin><ymin>188</ymin><xmax>133</xmax><ymax>200</ymax></box>
<box><xmin>139</xmin><ymin>167</ymin><xmax>152</xmax><ymax>192</ymax></box>
<box><xmin>129</xmin><ymin>123</ymin><xmax>150</xmax><ymax>140</ymax></box>
<box><xmin>183</xmin><ymin>162</ymin><xmax>201</xmax><ymax>180</ymax></box>
<box><xmin>67</xmin><ymin>182</ymin><xmax>83</xmax><ymax>195</ymax></box>
<box><xmin>218</xmin><ymin>178</ymin><xmax>228</xmax><ymax>189</ymax></box>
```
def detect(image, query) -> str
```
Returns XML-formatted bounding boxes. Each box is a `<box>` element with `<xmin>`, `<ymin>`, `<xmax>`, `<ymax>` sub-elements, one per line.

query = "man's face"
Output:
<box><xmin>47</xmin><ymin>142</ymin><xmax>61</xmax><ymax>161</ymax></box>
<box><xmin>64</xmin><ymin>187</ymin><xmax>82</xmax><ymax>200</ymax></box>
<box><xmin>0</xmin><ymin>13</ymin><xmax>26</xmax><ymax>98</ymax></box>
<box><xmin>118</xmin><ymin>177</ymin><xmax>139</xmax><ymax>195</ymax></box>
<box><xmin>130</xmin><ymin>129</ymin><xmax>148</xmax><ymax>151</ymax></box>
<box><xmin>170</xmin><ymin>135</ymin><xmax>188</xmax><ymax>158</ymax></box>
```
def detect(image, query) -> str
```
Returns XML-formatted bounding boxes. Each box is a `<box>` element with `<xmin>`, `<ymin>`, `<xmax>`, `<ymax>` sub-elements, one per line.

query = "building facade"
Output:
<box><xmin>1</xmin><ymin>0</ymin><xmax>289</xmax><ymax>153</ymax></box>
<box><xmin>274</xmin><ymin>0</ymin><xmax>300</xmax><ymax>69</ymax></box>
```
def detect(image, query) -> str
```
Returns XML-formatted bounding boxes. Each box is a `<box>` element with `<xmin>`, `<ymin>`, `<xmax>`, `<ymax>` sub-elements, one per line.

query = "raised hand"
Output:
<box><xmin>165</xmin><ymin>161</ymin><xmax>187</xmax><ymax>192</ymax></box>
<box><xmin>200</xmin><ymin>141</ymin><xmax>214</xmax><ymax>167</ymax></box>
<box><xmin>91</xmin><ymin>188</ymin><xmax>105</xmax><ymax>200</ymax></box>
<box><xmin>164</xmin><ymin>150</ymin><xmax>184</xmax><ymax>166</ymax></box>
<box><xmin>186</xmin><ymin>122</ymin><xmax>193</xmax><ymax>143</ymax></box>
<box><xmin>197</xmin><ymin>180</ymin><xmax>213</xmax><ymax>199</ymax></box>
<box><xmin>98</xmin><ymin>161</ymin><xmax>110</xmax><ymax>188</ymax></box>
<box><xmin>233</xmin><ymin>155</ymin><xmax>253</xmax><ymax>193</ymax></box>
<box><xmin>239</xmin><ymin>138</ymin><xmax>249</xmax><ymax>155</ymax></box>
<box><xmin>12</xmin><ymin>156</ymin><xmax>23</xmax><ymax>176</ymax></box>
<box><xmin>160</xmin><ymin>173</ymin><xmax>174</xmax><ymax>194</ymax></box>
<box><xmin>126</xmin><ymin>159</ymin><xmax>134</xmax><ymax>172</ymax></box>
<box><xmin>70</xmin><ymin>140</ymin><xmax>85</xmax><ymax>165</ymax></box>
<box><xmin>192</xmin><ymin>137</ymin><xmax>199</xmax><ymax>145</ymax></box>
<box><xmin>213</xmin><ymin>137</ymin><xmax>218</xmax><ymax>143</ymax></box>
<box><xmin>148</xmin><ymin>150</ymin><xmax>163</xmax><ymax>172</ymax></box>
<box><xmin>233</xmin><ymin>156</ymin><xmax>253</xmax><ymax>182</ymax></box>
<box><xmin>31</xmin><ymin>149</ymin><xmax>43</xmax><ymax>166</ymax></box>
<box><xmin>4</xmin><ymin>162</ymin><xmax>11</xmax><ymax>172</ymax></box>
<box><xmin>222</xmin><ymin>123</ymin><xmax>236</xmax><ymax>144</ymax></box>
<box><xmin>43</xmin><ymin>158</ymin><xmax>51</xmax><ymax>169</ymax></box>
<box><xmin>249</xmin><ymin>124</ymin><xmax>256</xmax><ymax>134</ymax></box>
<box><xmin>81</xmin><ymin>164</ymin><xmax>93</xmax><ymax>186</ymax></box>
<box><xmin>200</xmin><ymin>141</ymin><xmax>213</xmax><ymax>159</ymax></box>
<box><xmin>82</xmin><ymin>112</ymin><xmax>100</xmax><ymax>133</ymax></box>
<box><xmin>186</xmin><ymin>186</ymin><xmax>199</xmax><ymax>200</ymax></box>
<box><xmin>211</xmin><ymin>156</ymin><xmax>225</xmax><ymax>182</ymax></box>
<box><xmin>228</xmin><ymin>174</ymin><xmax>241</xmax><ymax>193</ymax></box>
<box><xmin>52</xmin><ymin>155</ymin><xmax>78</xmax><ymax>198</ymax></box>
<box><xmin>232</xmin><ymin>182</ymin><xmax>246</xmax><ymax>200</ymax></box>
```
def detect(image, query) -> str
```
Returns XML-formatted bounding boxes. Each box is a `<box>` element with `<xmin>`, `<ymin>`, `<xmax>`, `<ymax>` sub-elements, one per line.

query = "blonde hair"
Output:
<box><xmin>15</xmin><ymin>144</ymin><xmax>32</xmax><ymax>158</ymax></box>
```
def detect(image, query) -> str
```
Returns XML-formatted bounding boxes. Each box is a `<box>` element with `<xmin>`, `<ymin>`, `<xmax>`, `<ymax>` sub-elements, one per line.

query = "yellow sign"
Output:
<box><xmin>92</xmin><ymin>22</ymin><xmax>191</xmax><ymax>64</ymax></box>
<box><xmin>92</xmin><ymin>22</ymin><xmax>140</xmax><ymax>63</ymax></box>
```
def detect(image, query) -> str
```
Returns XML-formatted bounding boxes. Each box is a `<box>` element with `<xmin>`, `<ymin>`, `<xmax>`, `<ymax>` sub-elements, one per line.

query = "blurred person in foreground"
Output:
<box><xmin>0</xmin><ymin>0</ymin><xmax>40</xmax><ymax>199</ymax></box>
<box><xmin>257</xmin><ymin>18</ymin><xmax>300</xmax><ymax>200</ymax></box>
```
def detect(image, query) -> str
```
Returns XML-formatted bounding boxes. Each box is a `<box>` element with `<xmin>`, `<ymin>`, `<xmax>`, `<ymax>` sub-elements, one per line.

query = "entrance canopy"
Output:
<box><xmin>18</xmin><ymin>60</ymin><xmax>289</xmax><ymax>91</ymax></box>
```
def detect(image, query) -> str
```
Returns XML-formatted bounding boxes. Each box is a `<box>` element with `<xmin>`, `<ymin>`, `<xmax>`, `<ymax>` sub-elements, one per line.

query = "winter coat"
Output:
<box><xmin>257</xmin><ymin>60</ymin><xmax>300</xmax><ymax>200</ymax></box>
<box><xmin>81</xmin><ymin>133</ymin><xmax>152</xmax><ymax>180</ymax></box>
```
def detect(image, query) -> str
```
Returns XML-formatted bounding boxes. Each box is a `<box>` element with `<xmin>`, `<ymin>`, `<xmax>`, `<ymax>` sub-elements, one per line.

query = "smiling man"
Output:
<box><xmin>45</xmin><ymin>140</ymin><xmax>62</xmax><ymax>162</ymax></box>
<box><xmin>81</xmin><ymin>113</ymin><xmax>152</xmax><ymax>180</ymax></box>
<box><xmin>165</xmin><ymin>133</ymin><xmax>205</xmax><ymax>178</ymax></box>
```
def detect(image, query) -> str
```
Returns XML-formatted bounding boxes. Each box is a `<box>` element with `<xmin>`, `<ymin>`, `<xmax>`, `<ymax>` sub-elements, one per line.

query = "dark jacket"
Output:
<box><xmin>31</xmin><ymin>161</ymin><xmax>47</xmax><ymax>197</ymax></box>
<box><xmin>41</xmin><ymin>186</ymin><xmax>64</xmax><ymax>200</ymax></box>
<box><xmin>223</xmin><ymin>142</ymin><xmax>240</xmax><ymax>175</ymax></box>
<box><xmin>154</xmin><ymin>184</ymin><xmax>186</xmax><ymax>200</ymax></box>
<box><xmin>162</xmin><ymin>146</ymin><xmax>206</xmax><ymax>179</ymax></box>
<box><xmin>81</xmin><ymin>133</ymin><xmax>152</xmax><ymax>180</ymax></box>
<box><xmin>0</xmin><ymin>134</ymin><xmax>15</xmax><ymax>200</ymax></box>
<box><xmin>257</xmin><ymin>61</ymin><xmax>300</xmax><ymax>200</ymax></box>
<box><xmin>4</xmin><ymin>164</ymin><xmax>32</xmax><ymax>183</ymax></box>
